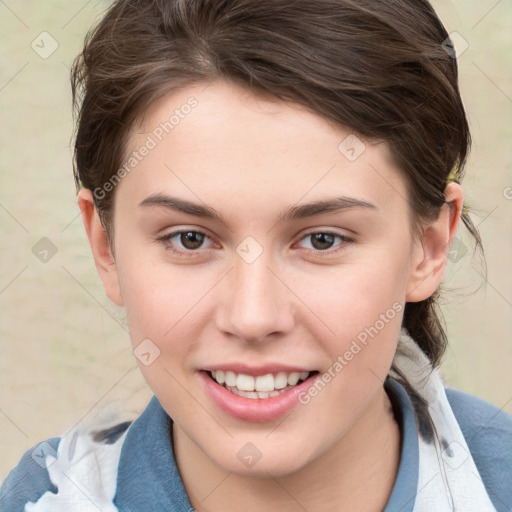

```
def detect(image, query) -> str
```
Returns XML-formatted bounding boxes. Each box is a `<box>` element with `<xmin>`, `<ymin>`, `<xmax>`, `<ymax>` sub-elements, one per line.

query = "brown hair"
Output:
<box><xmin>71</xmin><ymin>0</ymin><xmax>483</xmax><ymax>416</ymax></box>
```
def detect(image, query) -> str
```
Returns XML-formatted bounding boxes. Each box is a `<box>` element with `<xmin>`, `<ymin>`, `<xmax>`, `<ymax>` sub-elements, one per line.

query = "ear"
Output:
<box><xmin>78</xmin><ymin>189</ymin><xmax>124</xmax><ymax>307</ymax></box>
<box><xmin>406</xmin><ymin>182</ymin><xmax>464</xmax><ymax>302</ymax></box>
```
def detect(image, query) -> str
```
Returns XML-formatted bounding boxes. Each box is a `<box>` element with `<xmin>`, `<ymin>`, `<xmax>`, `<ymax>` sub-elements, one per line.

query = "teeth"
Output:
<box><xmin>255</xmin><ymin>374</ymin><xmax>274</xmax><ymax>392</ymax></box>
<box><xmin>225</xmin><ymin>371</ymin><xmax>237</xmax><ymax>386</ymax></box>
<box><xmin>210</xmin><ymin>369</ymin><xmax>312</xmax><ymax>395</ymax></box>
<box><xmin>236</xmin><ymin>374</ymin><xmax>255</xmax><ymax>391</ymax></box>
<box><xmin>287</xmin><ymin>372</ymin><xmax>300</xmax><ymax>386</ymax></box>
<box><xmin>231</xmin><ymin>388</ymin><xmax>259</xmax><ymax>399</ymax></box>
<box><xmin>274</xmin><ymin>372</ymin><xmax>288</xmax><ymax>389</ymax></box>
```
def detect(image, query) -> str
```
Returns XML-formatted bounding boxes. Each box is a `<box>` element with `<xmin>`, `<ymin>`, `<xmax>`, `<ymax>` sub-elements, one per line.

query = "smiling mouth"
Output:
<box><xmin>207</xmin><ymin>370</ymin><xmax>319</xmax><ymax>399</ymax></box>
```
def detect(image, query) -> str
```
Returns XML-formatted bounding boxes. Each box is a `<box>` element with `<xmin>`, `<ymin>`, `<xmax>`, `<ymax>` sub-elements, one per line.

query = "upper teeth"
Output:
<box><xmin>211</xmin><ymin>370</ymin><xmax>310</xmax><ymax>392</ymax></box>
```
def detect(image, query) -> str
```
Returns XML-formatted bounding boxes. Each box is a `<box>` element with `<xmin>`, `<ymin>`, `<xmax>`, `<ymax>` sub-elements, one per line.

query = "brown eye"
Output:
<box><xmin>180</xmin><ymin>231</ymin><xmax>205</xmax><ymax>249</ymax></box>
<box><xmin>310</xmin><ymin>233</ymin><xmax>335</xmax><ymax>250</ymax></box>
<box><xmin>296</xmin><ymin>231</ymin><xmax>351</xmax><ymax>254</ymax></box>
<box><xmin>158</xmin><ymin>230</ymin><xmax>212</xmax><ymax>252</ymax></box>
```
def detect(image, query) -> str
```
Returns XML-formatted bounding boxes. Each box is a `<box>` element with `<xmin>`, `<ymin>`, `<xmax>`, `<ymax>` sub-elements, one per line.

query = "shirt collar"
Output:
<box><xmin>383</xmin><ymin>378</ymin><xmax>419</xmax><ymax>512</ymax></box>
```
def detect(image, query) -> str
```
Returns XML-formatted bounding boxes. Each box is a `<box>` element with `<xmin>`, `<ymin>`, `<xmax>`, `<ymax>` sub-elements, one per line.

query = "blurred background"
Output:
<box><xmin>1</xmin><ymin>0</ymin><xmax>511</xmax><ymax>479</ymax></box>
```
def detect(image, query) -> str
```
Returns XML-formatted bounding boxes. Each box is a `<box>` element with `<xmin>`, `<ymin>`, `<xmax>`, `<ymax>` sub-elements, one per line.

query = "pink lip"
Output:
<box><xmin>199</xmin><ymin>370</ymin><xmax>318</xmax><ymax>423</ymax></box>
<box><xmin>203</xmin><ymin>363</ymin><xmax>312</xmax><ymax>377</ymax></box>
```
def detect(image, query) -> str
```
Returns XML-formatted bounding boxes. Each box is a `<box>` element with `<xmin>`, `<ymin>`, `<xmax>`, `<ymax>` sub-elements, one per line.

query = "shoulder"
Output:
<box><xmin>0</xmin><ymin>437</ymin><xmax>61</xmax><ymax>512</ymax></box>
<box><xmin>445</xmin><ymin>386</ymin><xmax>512</xmax><ymax>445</ymax></box>
<box><xmin>445</xmin><ymin>386</ymin><xmax>512</xmax><ymax>510</ymax></box>
<box><xmin>0</xmin><ymin>418</ymin><xmax>132</xmax><ymax>512</ymax></box>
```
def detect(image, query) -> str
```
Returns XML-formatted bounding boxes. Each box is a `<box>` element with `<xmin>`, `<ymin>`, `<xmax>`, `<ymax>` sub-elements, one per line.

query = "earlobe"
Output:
<box><xmin>406</xmin><ymin>182</ymin><xmax>464</xmax><ymax>302</ymax></box>
<box><xmin>77</xmin><ymin>189</ymin><xmax>124</xmax><ymax>307</ymax></box>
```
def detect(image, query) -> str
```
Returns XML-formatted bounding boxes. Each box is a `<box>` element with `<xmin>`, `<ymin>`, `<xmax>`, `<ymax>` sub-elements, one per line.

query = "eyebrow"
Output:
<box><xmin>138</xmin><ymin>193</ymin><xmax>378</xmax><ymax>224</ymax></box>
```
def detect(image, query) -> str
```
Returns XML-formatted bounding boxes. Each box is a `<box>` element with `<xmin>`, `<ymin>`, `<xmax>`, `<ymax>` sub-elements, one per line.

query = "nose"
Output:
<box><xmin>215</xmin><ymin>252</ymin><xmax>295</xmax><ymax>343</ymax></box>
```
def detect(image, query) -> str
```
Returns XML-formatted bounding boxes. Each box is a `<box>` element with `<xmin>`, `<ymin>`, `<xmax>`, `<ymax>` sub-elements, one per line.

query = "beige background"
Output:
<box><xmin>1</xmin><ymin>0</ymin><xmax>511</xmax><ymax>479</ymax></box>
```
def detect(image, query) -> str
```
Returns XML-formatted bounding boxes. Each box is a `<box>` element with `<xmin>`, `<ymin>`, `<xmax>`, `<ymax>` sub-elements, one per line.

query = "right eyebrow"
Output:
<box><xmin>138</xmin><ymin>193</ymin><xmax>227</xmax><ymax>224</ymax></box>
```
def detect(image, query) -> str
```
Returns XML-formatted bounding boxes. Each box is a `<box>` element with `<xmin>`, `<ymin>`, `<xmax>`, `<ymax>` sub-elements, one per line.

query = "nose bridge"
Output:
<box><xmin>216</xmin><ymin>247</ymin><xmax>293</xmax><ymax>342</ymax></box>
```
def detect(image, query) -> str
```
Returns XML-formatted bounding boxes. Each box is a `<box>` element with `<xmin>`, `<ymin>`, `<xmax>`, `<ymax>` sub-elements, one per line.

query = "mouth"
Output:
<box><xmin>206</xmin><ymin>369</ymin><xmax>319</xmax><ymax>399</ymax></box>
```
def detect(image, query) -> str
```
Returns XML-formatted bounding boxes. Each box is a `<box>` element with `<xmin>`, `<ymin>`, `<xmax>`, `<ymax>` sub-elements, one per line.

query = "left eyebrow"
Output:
<box><xmin>138</xmin><ymin>193</ymin><xmax>378</xmax><ymax>224</ymax></box>
<box><xmin>278</xmin><ymin>196</ymin><xmax>378</xmax><ymax>222</ymax></box>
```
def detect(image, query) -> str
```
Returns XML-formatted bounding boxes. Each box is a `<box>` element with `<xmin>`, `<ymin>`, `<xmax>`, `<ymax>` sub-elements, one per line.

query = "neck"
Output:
<box><xmin>173</xmin><ymin>385</ymin><xmax>401</xmax><ymax>512</ymax></box>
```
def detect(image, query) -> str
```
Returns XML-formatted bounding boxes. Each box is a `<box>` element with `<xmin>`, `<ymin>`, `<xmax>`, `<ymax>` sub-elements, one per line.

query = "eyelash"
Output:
<box><xmin>157</xmin><ymin>229</ymin><xmax>353</xmax><ymax>258</ymax></box>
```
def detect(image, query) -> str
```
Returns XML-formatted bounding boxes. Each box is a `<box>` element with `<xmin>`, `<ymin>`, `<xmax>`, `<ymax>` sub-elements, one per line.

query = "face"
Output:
<box><xmin>103</xmin><ymin>79</ymin><xmax>427</xmax><ymax>476</ymax></box>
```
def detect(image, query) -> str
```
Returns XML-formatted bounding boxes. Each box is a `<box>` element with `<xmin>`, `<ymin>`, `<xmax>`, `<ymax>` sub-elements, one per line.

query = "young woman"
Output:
<box><xmin>2</xmin><ymin>1</ymin><xmax>511</xmax><ymax>511</ymax></box>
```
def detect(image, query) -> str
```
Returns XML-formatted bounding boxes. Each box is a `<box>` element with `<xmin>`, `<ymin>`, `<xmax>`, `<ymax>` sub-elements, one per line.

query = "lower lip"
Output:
<box><xmin>199</xmin><ymin>371</ymin><xmax>318</xmax><ymax>423</ymax></box>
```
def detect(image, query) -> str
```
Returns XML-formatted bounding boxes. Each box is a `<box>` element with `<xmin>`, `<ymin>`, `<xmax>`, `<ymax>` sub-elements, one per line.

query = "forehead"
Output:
<box><xmin>119</xmin><ymin>80</ymin><xmax>408</xmax><ymax>218</ymax></box>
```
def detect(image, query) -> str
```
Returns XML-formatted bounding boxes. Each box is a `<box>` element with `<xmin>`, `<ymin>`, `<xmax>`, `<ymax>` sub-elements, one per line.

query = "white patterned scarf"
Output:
<box><xmin>390</xmin><ymin>330</ymin><xmax>496</xmax><ymax>511</ymax></box>
<box><xmin>26</xmin><ymin>330</ymin><xmax>496</xmax><ymax>511</ymax></box>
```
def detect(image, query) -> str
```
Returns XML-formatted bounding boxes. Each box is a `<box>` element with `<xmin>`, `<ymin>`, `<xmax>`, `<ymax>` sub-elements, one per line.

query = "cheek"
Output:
<box><xmin>287</xmin><ymin>252</ymin><xmax>408</xmax><ymax>385</ymax></box>
<box><xmin>115</xmin><ymin>255</ymin><xmax>207</xmax><ymax>410</ymax></box>
<box><xmin>294</xmin><ymin>257</ymin><xmax>407</xmax><ymax>336</ymax></box>
<box><xmin>115</xmin><ymin>247</ymin><xmax>197</xmax><ymax>338</ymax></box>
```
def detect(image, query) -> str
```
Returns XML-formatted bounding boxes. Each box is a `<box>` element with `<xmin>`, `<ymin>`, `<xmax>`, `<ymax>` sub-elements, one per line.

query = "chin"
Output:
<box><xmin>226</xmin><ymin>457</ymin><xmax>309</xmax><ymax>479</ymax></box>
<box><xmin>209</xmin><ymin>438</ymin><xmax>318</xmax><ymax>479</ymax></box>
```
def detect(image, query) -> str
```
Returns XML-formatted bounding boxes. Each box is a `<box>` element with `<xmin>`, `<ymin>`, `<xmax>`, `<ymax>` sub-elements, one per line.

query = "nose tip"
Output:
<box><xmin>215</xmin><ymin>258</ymin><xmax>294</xmax><ymax>343</ymax></box>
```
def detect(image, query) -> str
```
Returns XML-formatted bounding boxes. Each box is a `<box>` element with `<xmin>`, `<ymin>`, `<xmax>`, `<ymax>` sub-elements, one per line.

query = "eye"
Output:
<box><xmin>158</xmin><ymin>229</ymin><xmax>215</xmax><ymax>253</ymax></box>
<box><xmin>297</xmin><ymin>231</ymin><xmax>352</xmax><ymax>252</ymax></box>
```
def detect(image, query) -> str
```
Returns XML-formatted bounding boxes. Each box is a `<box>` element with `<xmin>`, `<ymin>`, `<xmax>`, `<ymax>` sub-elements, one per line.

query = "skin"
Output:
<box><xmin>79</xmin><ymin>79</ymin><xmax>463</xmax><ymax>512</ymax></box>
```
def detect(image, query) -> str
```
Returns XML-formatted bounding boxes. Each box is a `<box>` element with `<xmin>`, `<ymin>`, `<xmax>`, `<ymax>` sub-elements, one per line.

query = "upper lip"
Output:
<box><xmin>202</xmin><ymin>363</ymin><xmax>315</xmax><ymax>377</ymax></box>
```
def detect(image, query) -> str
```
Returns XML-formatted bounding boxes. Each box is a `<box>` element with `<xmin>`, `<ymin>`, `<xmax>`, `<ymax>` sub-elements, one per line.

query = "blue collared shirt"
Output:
<box><xmin>2</xmin><ymin>379</ymin><xmax>511</xmax><ymax>511</ymax></box>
